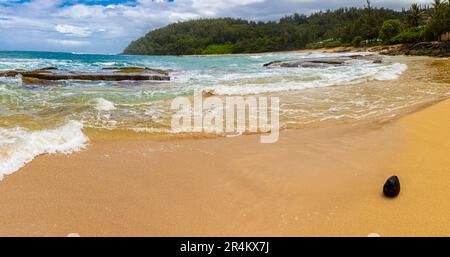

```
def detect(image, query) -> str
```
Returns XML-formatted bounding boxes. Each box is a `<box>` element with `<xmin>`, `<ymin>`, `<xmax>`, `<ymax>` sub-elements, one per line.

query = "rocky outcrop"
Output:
<box><xmin>379</xmin><ymin>41</ymin><xmax>450</xmax><ymax>57</ymax></box>
<box><xmin>101</xmin><ymin>66</ymin><xmax>170</xmax><ymax>76</ymax></box>
<box><xmin>0</xmin><ymin>67</ymin><xmax>170</xmax><ymax>82</ymax></box>
<box><xmin>263</xmin><ymin>54</ymin><xmax>383</xmax><ymax>68</ymax></box>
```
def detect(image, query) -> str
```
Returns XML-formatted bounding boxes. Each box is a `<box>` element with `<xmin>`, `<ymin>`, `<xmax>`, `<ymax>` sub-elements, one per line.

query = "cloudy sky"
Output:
<box><xmin>0</xmin><ymin>0</ymin><xmax>432</xmax><ymax>53</ymax></box>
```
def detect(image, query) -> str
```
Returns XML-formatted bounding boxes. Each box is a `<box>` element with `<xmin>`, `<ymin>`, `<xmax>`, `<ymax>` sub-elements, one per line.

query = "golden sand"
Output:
<box><xmin>189</xmin><ymin>44</ymin><xmax>406</xmax><ymax>57</ymax></box>
<box><xmin>190</xmin><ymin>46</ymin><xmax>364</xmax><ymax>57</ymax></box>
<box><xmin>0</xmin><ymin>96</ymin><xmax>449</xmax><ymax>236</ymax></box>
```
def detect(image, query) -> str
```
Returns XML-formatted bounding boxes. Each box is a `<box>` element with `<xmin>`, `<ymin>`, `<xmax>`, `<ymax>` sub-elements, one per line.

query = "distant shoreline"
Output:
<box><xmin>1</xmin><ymin>41</ymin><xmax>447</xmax><ymax>58</ymax></box>
<box><xmin>187</xmin><ymin>42</ymin><xmax>449</xmax><ymax>58</ymax></box>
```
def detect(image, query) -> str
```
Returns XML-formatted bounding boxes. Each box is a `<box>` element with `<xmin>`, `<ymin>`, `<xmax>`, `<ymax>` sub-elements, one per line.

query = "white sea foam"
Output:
<box><xmin>374</xmin><ymin>63</ymin><xmax>408</xmax><ymax>80</ymax></box>
<box><xmin>0</xmin><ymin>121</ymin><xmax>89</xmax><ymax>179</ymax></box>
<box><xmin>94</xmin><ymin>62</ymin><xmax>117</xmax><ymax>66</ymax></box>
<box><xmin>208</xmin><ymin>62</ymin><xmax>409</xmax><ymax>95</ymax></box>
<box><xmin>94</xmin><ymin>98</ymin><xmax>116</xmax><ymax>111</ymax></box>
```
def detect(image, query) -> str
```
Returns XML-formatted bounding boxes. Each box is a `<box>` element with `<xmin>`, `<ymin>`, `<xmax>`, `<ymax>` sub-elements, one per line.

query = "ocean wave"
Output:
<box><xmin>207</xmin><ymin>62</ymin><xmax>409</xmax><ymax>95</ymax></box>
<box><xmin>94</xmin><ymin>98</ymin><xmax>116</xmax><ymax>111</ymax></box>
<box><xmin>374</xmin><ymin>63</ymin><xmax>408</xmax><ymax>80</ymax></box>
<box><xmin>0</xmin><ymin>121</ymin><xmax>89</xmax><ymax>179</ymax></box>
<box><xmin>93</xmin><ymin>62</ymin><xmax>117</xmax><ymax>66</ymax></box>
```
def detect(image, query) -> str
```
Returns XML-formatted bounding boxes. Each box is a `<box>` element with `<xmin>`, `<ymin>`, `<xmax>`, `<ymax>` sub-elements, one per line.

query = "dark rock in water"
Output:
<box><xmin>101</xmin><ymin>66</ymin><xmax>169</xmax><ymax>76</ymax></box>
<box><xmin>263</xmin><ymin>60</ymin><xmax>283</xmax><ymax>67</ymax></box>
<box><xmin>351</xmin><ymin>54</ymin><xmax>383</xmax><ymax>63</ymax></box>
<box><xmin>263</xmin><ymin>54</ymin><xmax>383</xmax><ymax>68</ymax></box>
<box><xmin>280</xmin><ymin>58</ymin><xmax>348</xmax><ymax>68</ymax></box>
<box><xmin>37</xmin><ymin>67</ymin><xmax>58</xmax><ymax>71</ymax></box>
<box><xmin>21</xmin><ymin>76</ymin><xmax>54</xmax><ymax>85</ymax></box>
<box><xmin>383</xmin><ymin>176</ymin><xmax>400</xmax><ymax>198</ymax></box>
<box><xmin>0</xmin><ymin>67</ymin><xmax>170</xmax><ymax>82</ymax></box>
<box><xmin>263</xmin><ymin>58</ymin><xmax>346</xmax><ymax>68</ymax></box>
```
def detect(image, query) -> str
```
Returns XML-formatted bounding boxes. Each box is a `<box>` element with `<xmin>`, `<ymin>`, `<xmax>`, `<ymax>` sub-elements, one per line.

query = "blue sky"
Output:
<box><xmin>0</xmin><ymin>0</ymin><xmax>432</xmax><ymax>53</ymax></box>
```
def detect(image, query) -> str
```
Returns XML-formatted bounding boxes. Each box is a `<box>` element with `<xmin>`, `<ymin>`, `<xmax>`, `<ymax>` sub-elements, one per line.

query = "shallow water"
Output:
<box><xmin>0</xmin><ymin>51</ymin><xmax>449</xmax><ymax>176</ymax></box>
<box><xmin>0</xmin><ymin>51</ymin><xmax>419</xmax><ymax>131</ymax></box>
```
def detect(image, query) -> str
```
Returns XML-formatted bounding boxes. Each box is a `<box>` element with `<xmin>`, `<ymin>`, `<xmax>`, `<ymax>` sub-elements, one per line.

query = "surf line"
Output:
<box><xmin>171</xmin><ymin>90</ymin><xmax>280</xmax><ymax>143</ymax></box>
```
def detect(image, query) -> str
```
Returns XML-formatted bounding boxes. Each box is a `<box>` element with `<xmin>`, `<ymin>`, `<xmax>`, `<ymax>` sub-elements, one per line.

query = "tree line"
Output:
<box><xmin>123</xmin><ymin>0</ymin><xmax>450</xmax><ymax>55</ymax></box>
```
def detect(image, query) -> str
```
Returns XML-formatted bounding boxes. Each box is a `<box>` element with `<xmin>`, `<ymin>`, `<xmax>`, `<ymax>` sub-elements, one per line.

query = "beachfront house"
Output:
<box><xmin>440</xmin><ymin>32</ymin><xmax>450</xmax><ymax>41</ymax></box>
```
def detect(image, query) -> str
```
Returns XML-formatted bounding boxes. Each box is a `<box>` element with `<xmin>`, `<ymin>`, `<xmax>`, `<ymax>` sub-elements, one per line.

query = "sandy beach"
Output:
<box><xmin>3</xmin><ymin>0</ymin><xmax>450</xmax><ymax>242</ymax></box>
<box><xmin>0</xmin><ymin>74</ymin><xmax>449</xmax><ymax>236</ymax></box>
<box><xmin>188</xmin><ymin>45</ymin><xmax>407</xmax><ymax>57</ymax></box>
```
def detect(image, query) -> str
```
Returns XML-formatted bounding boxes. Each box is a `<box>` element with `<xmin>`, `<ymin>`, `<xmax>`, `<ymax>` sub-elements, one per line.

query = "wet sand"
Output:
<box><xmin>0</xmin><ymin>96</ymin><xmax>449</xmax><ymax>236</ymax></box>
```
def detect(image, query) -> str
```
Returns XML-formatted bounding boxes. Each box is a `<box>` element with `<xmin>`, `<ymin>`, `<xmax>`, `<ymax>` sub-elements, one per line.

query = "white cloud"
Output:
<box><xmin>0</xmin><ymin>0</ymin><xmax>435</xmax><ymax>53</ymax></box>
<box><xmin>55</xmin><ymin>24</ymin><xmax>92</xmax><ymax>37</ymax></box>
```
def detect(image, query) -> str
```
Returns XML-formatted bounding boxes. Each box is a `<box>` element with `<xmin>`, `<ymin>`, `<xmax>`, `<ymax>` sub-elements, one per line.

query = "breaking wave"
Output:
<box><xmin>0</xmin><ymin>121</ymin><xmax>89</xmax><ymax>179</ymax></box>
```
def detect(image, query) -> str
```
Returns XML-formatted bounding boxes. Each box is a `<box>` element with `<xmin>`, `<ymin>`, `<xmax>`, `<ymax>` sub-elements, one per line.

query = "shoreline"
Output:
<box><xmin>187</xmin><ymin>46</ymin><xmax>370</xmax><ymax>57</ymax></box>
<box><xmin>0</xmin><ymin>98</ymin><xmax>449</xmax><ymax>236</ymax></box>
<box><xmin>187</xmin><ymin>42</ymin><xmax>449</xmax><ymax>57</ymax></box>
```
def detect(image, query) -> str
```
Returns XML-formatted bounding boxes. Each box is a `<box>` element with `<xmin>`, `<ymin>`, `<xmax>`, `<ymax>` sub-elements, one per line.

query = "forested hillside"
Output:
<box><xmin>123</xmin><ymin>0</ymin><xmax>450</xmax><ymax>55</ymax></box>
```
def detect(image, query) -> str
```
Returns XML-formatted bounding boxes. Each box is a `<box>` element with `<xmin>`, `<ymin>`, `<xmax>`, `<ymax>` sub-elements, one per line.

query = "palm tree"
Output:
<box><xmin>425</xmin><ymin>0</ymin><xmax>448</xmax><ymax>40</ymax></box>
<box><xmin>433</xmin><ymin>0</ymin><xmax>443</xmax><ymax>8</ymax></box>
<box><xmin>359</xmin><ymin>0</ymin><xmax>380</xmax><ymax>40</ymax></box>
<box><xmin>406</xmin><ymin>3</ymin><xmax>425</xmax><ymax>27</ymax></box>
<box><xmin>431</xmin><ymin>0</ymin><xmax>446</xmax><ymax>17</ymax></box>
